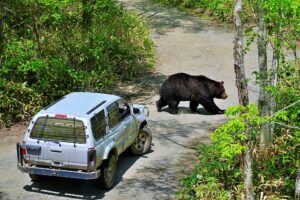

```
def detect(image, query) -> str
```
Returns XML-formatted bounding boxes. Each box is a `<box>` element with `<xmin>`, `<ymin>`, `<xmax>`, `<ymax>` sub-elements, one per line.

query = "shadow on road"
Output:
<box><xmin>150</xmin><ymin>119</ymin><xmax>225</xmax><ymax>148</ymax></box>
<box><xmin>115</xmin><ymin>119</ymin><xmax>226</xmax><ymax>199</ymax></box>
<box><xmin>22</xmin><ymin>151</ymin><xmax>144</xmax><ymax>199</ymax></box>
<box><xmin>112</xmin><ymin>71</ymin><xmax>167</xmax><ymax>103</ymax></box>
<box><xmin>160</xmin><ymin>106</ymin><xmax>221</xmax><ymax>115</ymax></box>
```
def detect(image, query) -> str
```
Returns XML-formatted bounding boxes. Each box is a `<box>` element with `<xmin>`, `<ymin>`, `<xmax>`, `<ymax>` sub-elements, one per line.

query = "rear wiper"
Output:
<box><xmin>45</xmin><ymin>139</ymin><xmax>61</xmax><ymax>147</ymax></box>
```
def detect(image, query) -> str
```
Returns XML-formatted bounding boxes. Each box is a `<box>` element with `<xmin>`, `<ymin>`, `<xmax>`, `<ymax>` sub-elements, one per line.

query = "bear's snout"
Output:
<box><xmin>221</xmin><ymin>92</ymin><xmax>228</xmax><ymax>99</ymax></box>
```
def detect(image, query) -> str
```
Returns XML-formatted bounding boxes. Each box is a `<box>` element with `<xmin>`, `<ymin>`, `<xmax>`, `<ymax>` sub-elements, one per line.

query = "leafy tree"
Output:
<box><xmin>0</xmin><ymin>0</ymin><xmax>154</xmax><ymax>127</ymax></box>
<box><xmin>163</xmin><ymin>0</ymin><xmax>300</xmax><ymax>198</ymax></box>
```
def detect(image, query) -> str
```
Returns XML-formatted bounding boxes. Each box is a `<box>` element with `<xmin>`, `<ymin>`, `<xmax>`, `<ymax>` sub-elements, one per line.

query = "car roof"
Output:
<box><xmin>38</xmin><ymin>92</ymin><xmax>120</xmax><ymax>118</ymax></box>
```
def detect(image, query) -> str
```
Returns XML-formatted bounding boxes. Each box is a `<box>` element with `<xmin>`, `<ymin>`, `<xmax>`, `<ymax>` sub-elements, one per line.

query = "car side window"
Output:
<box><xmin>119</xmin><ymin>103</ymin><xmax>130</xmax><ymax>120</ymax></box>
<box><xmin>90</xmin><ymin>110</ymin><xmax>106</xmax><ymax>140</ymax></box>
<box><xmin>107</xmin><ymin>102</ymin><xmax>121</xmax><ymax>129</ymax></box>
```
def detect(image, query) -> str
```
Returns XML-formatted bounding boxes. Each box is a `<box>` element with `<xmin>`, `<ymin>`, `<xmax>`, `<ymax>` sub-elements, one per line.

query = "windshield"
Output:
<box><xmin>30</xmin><ymin>117</ymin><xmax>86</xmax><ymax>144</ymax></box>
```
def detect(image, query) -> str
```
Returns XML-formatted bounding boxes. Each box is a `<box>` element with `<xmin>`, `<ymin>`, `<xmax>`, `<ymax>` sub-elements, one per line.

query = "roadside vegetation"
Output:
<box><xmin>151</xmin><ymin>0</ymin><xmax>300</xmax><ymax>199</ymax></box>
<box><xmin>0</xmin><ymin>0</ymin><xmax>154</xmax><ymax>127</ymax></box>
<box><xmin>178</xmin><ymin>69</ymin><xmax>299</xmax><ymax>199</ymax></box>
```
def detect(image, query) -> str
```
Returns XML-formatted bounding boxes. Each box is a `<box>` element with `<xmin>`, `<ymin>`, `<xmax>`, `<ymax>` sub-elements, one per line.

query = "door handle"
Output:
<box><xmin>50</xmin><ymin>149</ymin><xmax>62</xmax><ymax>153</ymax></box>
<box><xmin>50</xmin><ymin>147</ymin><xmax>62</xmax><ymax>153</ymax></box>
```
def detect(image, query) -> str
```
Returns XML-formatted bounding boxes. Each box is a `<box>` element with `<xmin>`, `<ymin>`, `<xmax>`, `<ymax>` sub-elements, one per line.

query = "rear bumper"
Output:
<box><xmin>17</xmin><ymin>163</ymin><xmax>101</xmax><ymax>180</ymax></box>
<box><xmin>16</xmin><ymin>142</ymin><xmax>100</xmax><ymax>180</ymax></box>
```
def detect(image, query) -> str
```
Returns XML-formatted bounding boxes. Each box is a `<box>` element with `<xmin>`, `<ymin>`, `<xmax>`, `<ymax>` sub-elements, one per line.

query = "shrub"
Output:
<box><xmin>0</xmin><ymin>0</ymin><xmax>154</xmax><ymax>127</ymax></box>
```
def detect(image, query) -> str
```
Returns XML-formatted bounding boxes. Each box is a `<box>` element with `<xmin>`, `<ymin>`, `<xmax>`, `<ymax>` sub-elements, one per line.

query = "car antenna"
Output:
<box><xmin>38</xmin><ymin>115</ymin><xmax>48</xmax><ymax>144</ymax></box>
<box><xmin>73</xmin><ymin>117</ymin><xmax>77</xmax><ymax>147</ymax></box>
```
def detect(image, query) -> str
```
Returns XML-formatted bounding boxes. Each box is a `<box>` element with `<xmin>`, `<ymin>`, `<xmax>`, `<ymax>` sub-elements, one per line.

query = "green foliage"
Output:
<box><xmin>158</xmin><ymin>0</ymin><xmax>300</xmax><ymax>198</ymax></box>
<box><xmin>178</xmin><ymin>101</ymin><xmax>299</xmax><ymax>199</ymax></box>
<box><xmin>178</xmin><ymin>105</ymin><xmax>262</xmax><ymax>199</ymax></box>
<box><xmin>179</xmin><ymin>60</ymin><xmax>299</xmax><ymax>198</ymax></box>
<box><xmin>0</xmin><ymin>0</ymin><xmax>154</xmax><ymax>127</ymax></box>
<box><xmin>253</xmin><ymin>131</ymin><xmax>299</xmax><ymax>198</ymax></box>
<box><xmin>275</xmin><ymin>60</ymin><xmax>300</xmax><ymax>126</ymax></box>
<box><xmin>0</xmin><ymin>81</ymin><xmax>42</xmax><ymax>127</ymax></box>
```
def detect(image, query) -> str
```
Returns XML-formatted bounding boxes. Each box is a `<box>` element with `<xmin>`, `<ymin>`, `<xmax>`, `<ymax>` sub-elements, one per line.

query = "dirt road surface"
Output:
<box><xmin>0</xmin><ymin>1</ymin><xmax>259</xmax><ymax>199</ymax></box>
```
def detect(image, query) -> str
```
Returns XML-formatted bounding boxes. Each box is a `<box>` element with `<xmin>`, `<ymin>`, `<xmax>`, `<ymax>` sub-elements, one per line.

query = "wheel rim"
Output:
<box><xmin>134</xmin><ymin>131</ymin><xmax>148</xmax><ymax>151</ymax></box>
<box><xmin>106</xmin><ymin>157</ymin><xmax>116</xmax><ymax>184</ymax></box>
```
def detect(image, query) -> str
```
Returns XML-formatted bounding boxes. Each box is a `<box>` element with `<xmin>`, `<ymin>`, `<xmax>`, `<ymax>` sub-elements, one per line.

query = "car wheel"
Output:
<box><xmin>130</xmin><ymin>126</ymin><xmax>152</xmax><ymax>155</ymax></box>
<box><xmin>99</xmin><ymin>153</ymin><xmax>117</xmax><ymax>190</ymax></box>
<box><xmin>29</xmin><ymin>174</ymin><xmax>43</xmax><ymax>181</ymax></box>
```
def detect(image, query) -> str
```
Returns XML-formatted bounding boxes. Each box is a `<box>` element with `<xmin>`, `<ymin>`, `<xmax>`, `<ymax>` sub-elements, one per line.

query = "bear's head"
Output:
<box><xmin>215</xmin><ymin>81</ymin><xmax>228</xmax><ymax>99</ymax></box>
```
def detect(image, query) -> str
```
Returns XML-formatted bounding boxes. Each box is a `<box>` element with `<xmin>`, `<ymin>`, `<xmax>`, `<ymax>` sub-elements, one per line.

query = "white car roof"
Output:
<box><xmin>38</xmin><ymin>92</ymin><xmax>120</xmax><ymax>118</ymax></box>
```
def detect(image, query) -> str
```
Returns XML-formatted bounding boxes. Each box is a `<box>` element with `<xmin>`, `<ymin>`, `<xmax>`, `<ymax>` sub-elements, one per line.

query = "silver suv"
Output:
<box><xmin>17</xmin><ymin>92</ymin><xmax>152</xmax><ymax>189</ymax></box>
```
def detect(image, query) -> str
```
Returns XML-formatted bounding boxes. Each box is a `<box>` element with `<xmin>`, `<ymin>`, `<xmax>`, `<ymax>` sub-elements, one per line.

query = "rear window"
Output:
<box><xmin>30</xmin><ymin>116</ymin><xmax>86</xmax><ymax>144</ymax></box>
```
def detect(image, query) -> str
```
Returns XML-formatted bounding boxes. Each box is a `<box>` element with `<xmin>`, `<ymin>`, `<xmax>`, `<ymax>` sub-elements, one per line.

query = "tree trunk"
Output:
<box><xmin>257</xmin><ymin>1</ymin><xmax>271</xmax><ymax>147</ymax></box>
<box><xmin>234</xmin><ymin>1</ymin><xmax>254</xmax><ymax>199</ymax></box>
<box><xmin>243</xmin><ymin>143</ymin><xmax>255</xmax><ymax>200</ymax></box>
<box><xmin>233</xmin><ymin>0</ymin><xmax>249</xmax><ymax>106</ymax></box>
<box><xmin>32</xmin><ymin>1</ymin><xmax>41</xmax><ymax>58</ymax></box>
<box><xmin>296</xmin><ymin>165</ymin><xmax>300</xmax><ymax>199</ymax></box>
<box><xmin>0</xmin><ymin>9</ymin><xmax>4</xmax><ymax>66</ymax></box>
<box><xmin>269</xmin><ymin>34</ymin><xmax>279</xmax><ymax>136</ymax></box>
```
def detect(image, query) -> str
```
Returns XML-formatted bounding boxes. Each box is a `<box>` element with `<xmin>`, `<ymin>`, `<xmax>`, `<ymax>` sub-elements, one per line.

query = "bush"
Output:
<box><xmin>178</xmin><ymin>60</ymin><xmax>300</xmax><ymax>199</ymax></box>
<box><xmin>0</xmin><ymin>0</ymin><xmax>154</xmax><ymax>127</ymax></box>
<box><xmin>0</xmin><ymin>80</ymin><xmax>43</xmax><ymax>127</ymax></box>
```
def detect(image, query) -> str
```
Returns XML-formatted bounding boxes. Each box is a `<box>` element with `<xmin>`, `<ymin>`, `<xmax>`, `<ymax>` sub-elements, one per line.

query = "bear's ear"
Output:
<box><xmin>221</xmin><ymin>81</ymin><xmax>224</xmax><ymax>85</ymax></box>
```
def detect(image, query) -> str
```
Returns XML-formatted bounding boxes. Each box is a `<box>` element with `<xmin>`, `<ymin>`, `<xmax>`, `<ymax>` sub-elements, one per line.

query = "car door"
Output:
<box><xmin>117</xmin><ymin>102</ymin><xmax>137</xmax><ymax>150</ymax></box>
<box><xmin>105</xmin><ymin>101</ymin><xmax>124</xmax><ymax>154</ymax></box>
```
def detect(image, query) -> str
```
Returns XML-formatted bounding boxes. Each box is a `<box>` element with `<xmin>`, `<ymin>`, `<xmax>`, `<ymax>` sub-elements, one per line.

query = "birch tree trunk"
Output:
<box><xmin>233</xmin><ymin>1</ymin><xmax>254</xmax><ymax>199</ymax></box>
<box><xmin>269</xmin><ymin>34</ymin><xmax>279</xmax><ymax>136</ymax></box>
<box><xmin>257</xmin><ymin>1</ymin><xmax>271</xmax><ymax>146</ymax></box>
<box><xmin>233</xmin><ymin>0</ymin><xmax>249</xmax><ymax>106</ymax></box>
<box><xmin>243</xmin><ymin>143</ymin><xmax>255</xmax><ymax>200</ymax></box>
<box><xmin>296</xmin><ymin>165</ymin><xmax>300</xmax><ymax>199</ymax></box>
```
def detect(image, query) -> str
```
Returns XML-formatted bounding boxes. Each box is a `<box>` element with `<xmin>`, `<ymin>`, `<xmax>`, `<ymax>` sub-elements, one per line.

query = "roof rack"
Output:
<box><xmin>86</xmin><ymin>101</ymin><xmax>107</xmax><ymax>115</ymax></box>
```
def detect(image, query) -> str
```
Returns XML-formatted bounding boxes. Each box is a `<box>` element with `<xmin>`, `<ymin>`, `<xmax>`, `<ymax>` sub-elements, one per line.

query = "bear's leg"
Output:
<box><xmin>199</xmin><ymin>98</ymin><xmax>224</xmax><ymax>114</ymax></box>
<box><xmin>189</xmin><ymin>100</ymin><xmax>199</xmax><ymax>113</ymax></box>
<box><xmin>156</xmin><ymin>98</ymin><xmax>167</xmax><ymax>112</ymax></box>
<box><xmin>168</xmin><ymin>100</ymin><xmax>179</xmax><ymax>114</ymax></box>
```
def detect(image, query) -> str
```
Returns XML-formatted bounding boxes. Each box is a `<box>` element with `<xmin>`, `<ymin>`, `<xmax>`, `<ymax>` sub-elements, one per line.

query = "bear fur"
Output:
<box><xmin>156</xmin><ymin>73</ymin><xmax>228</xmax><ymax>114</ymax></box>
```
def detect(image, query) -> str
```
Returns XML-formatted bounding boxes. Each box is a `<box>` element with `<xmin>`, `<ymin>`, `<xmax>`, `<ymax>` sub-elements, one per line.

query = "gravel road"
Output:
<box><xmin>0</xmin><ymin>1</ymin><xmax>259</xmax><ymax>199</ymax></box>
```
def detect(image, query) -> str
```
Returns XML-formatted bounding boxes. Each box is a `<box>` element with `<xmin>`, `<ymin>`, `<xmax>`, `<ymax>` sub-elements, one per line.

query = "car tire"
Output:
<box><xmin>29</xmin><ymin>174</ymin><xmax>43</xmax><ymax>181</ymax></box>
<box><xmin>99</xmin><ymin>153</ymin><xmax>117</xmax><ymax>190</ymax></box>
<box><xmin>130</xmin><ymin>126</ymin><xmax>152</xmax><ymax>155</ymax></box>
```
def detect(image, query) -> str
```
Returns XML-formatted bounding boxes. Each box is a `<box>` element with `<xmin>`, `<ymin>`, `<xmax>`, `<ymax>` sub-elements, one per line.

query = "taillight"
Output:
<box><xmin>21</xmin><ymin>148</ymin><xmax>27</xmax><ymax>156</ymax></box>
<box><xmin>21</xmin><ymin>141</ymin><xmax>27</xmax><ymax>156</ymax></box>
<box><xmin>88</xmin><ymin>147</ymin><xmax>96</xmax><ymax>162</ymax></box>
<box><xmin>88</xmin><ymin>147</ymin><xmax>96</xmax><ymax>172</ymax></box>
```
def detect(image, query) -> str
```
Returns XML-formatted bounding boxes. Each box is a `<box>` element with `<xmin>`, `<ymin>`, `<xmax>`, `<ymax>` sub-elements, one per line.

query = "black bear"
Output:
<box><xmin>156</xmin><ymin>73</ymin><xmax>228</xmax><ymax>114</ymax></box>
